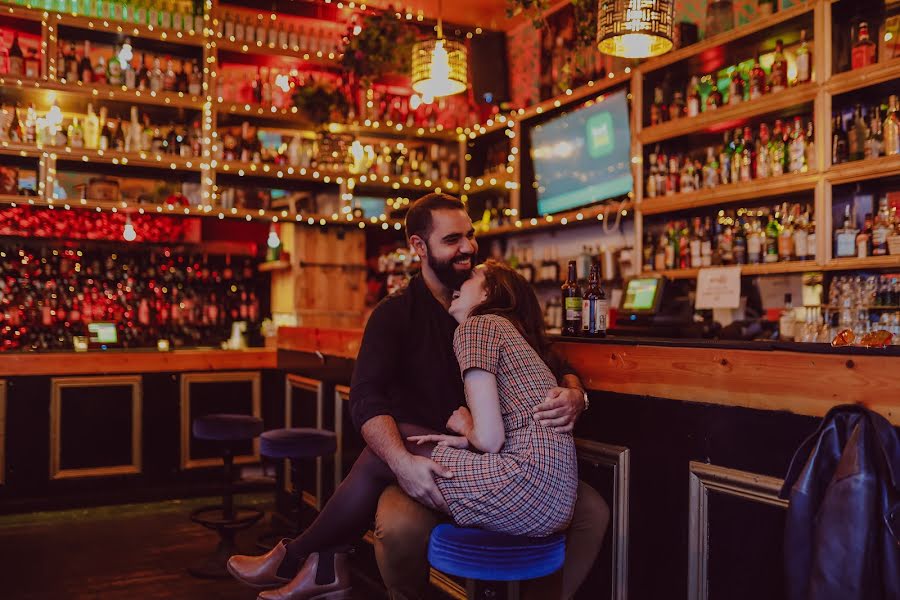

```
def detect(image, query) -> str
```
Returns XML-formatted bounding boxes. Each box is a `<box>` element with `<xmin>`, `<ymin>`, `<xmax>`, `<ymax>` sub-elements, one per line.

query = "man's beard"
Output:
<box><xmin>426</xmin><ymin>245</ymin><xmax>474</xmax><ymax>291</ymax></box>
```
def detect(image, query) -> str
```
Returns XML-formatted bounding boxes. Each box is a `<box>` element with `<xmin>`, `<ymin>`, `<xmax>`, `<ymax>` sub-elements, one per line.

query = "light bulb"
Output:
<box><xmin>267</xmin><ymin>225</ymin><xmax>281</xmax><ymax>249</ymax></box>
<box><xmin>123</xmin><ymin>217</ymin><xmax>137</xmax><ymax>242</ymax></box>
<box><xmin>409</xmin><ymin>94</ymin><xmax>422</xmax><ymax>110</ymax></box>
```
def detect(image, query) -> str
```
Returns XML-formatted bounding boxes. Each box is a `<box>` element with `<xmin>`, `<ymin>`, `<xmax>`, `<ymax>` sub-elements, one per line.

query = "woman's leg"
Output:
<box><xmin>277</xmin><ymin>423</ymin><xmax>439</xmax><ymax>577</ymax></box>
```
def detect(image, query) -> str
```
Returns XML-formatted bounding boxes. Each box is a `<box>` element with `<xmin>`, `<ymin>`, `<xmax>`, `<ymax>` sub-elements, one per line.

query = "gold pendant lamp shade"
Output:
<box><xmin>597</xmin><ymin>0</ymin><xmax>675</xmax><ymax>59</ymax></box>
<box><xmin>410</xmin><ymin>0</ymin><xmax>468</xmax><ymax>98</ymax></box>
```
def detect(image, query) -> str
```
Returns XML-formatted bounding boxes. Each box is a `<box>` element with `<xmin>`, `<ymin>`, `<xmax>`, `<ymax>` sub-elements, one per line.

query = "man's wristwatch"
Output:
<box><xmin>582</xmin><ymin>390</ymin><xmax>590</xmax><ymax>412</ymax></box>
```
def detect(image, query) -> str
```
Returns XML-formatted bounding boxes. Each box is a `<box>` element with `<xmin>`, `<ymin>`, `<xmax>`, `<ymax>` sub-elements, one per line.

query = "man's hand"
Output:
<box><xmin>446</xmin><ymin>406</ymin><xmax>474</xmax><ymax>436</ymax></box>
<box><xmin>393</xmin><ymin>454</ymin><xmax>452</xmax><ymax>511</ymax></box>
<box><xmin>407</xmin><ymin>434</ymin><xmax>469</xmax><ymax>449</ymax></box>
<box><xmin>533</xmin><ymin>386</ymin><xmax>584</xmax><ymax>433</ymax></box>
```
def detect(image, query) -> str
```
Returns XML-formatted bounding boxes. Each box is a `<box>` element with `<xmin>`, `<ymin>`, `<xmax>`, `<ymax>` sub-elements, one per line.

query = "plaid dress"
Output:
<box><xmin>432</xmin><ymin>314</ymin><xmax>578</xmax><ymax>537</ymax></box>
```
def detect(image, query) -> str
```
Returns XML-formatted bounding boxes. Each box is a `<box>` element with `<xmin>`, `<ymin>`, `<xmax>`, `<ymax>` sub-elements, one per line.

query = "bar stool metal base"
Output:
<box><xmin>188</xmin><ymin>504</ymin><xmax>264</xmax><ymax>578</ymax></box>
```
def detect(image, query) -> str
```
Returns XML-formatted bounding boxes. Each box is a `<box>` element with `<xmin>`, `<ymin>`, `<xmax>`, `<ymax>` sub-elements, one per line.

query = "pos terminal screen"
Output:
<box><xmin>622</xmin><ymin>278</ymin><xmax>660</xmax><ymax>313</ymax></box>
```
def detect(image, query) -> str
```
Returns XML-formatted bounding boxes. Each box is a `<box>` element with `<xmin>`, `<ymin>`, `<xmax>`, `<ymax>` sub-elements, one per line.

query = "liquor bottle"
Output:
<box><xmin>733</xmin><ymin>217</ymin><xmax>747</xmax><ymax>265</ymax></box>
<box><xmin>851</xmin><ymin>22</ymin><xmax>877</xmax><ymax>69</ymax></box>
<box><xmin>856</xmin><ymin>213</ymin><xmax>873</xmax><ymax>258</ymax></box>
<box><xmin>872</xmin><ymin>197</ymin><xmax>893</xmax><ymax>256</ymax></box>
<box><xmin>740</xmin><ymin>126</ymin><xmax>753</xmax><ymax>182</ymax></box>
<box><xmin>866</xmin><ymin>106</ymin><xmax>883</xmax><ymax>159</ymax></box>
<box><xmin>778</xmin><ymin>204</ymin><xmax>794</xmax><ymax>260</ymax></box>
<box><xmin>756</xmin><ymin>123</ymin><xmax>772</xmax><ymax>178</ymax></box>
<box><xmin>769</xmin><ymin>119</ymin><xmax>786</xmax><ymax>176</ymax></box>
<box><xmin>834</xmin><ymin>204</ymin><xmax>859</xmax><ymax>258</ymax></box>
<box><xmin>223</xmin><ymin>11</ymin><xmax>235</xmax><ymax>38</ymax></box>
<box><xmin>7</xmin><ymin>103</ymin><xmax>23</xmax><ymax>143</ymax></box>
<box><xmin>805</xmin><ymin>120</ymin><xmax>816</xmax><ymax>170</ymax></box>
<box><xmin>719</xmin><ymin>130</ymin><xmax>731</xmax><ymax>185</ymax></box>
<box><xmin>24</xmin><ymin>48</ymin><xmax>39</xmax><ymax>79</ymax></box>
<box><xmin>749</xmin><ymin>54</ymin><xmax>767</xmax><ymax>99</ymax></box>
<box><xmin>561</xmin><ymin>261</ymin><xmax>582</xmax><ymax>336</ymax></box>
<box><xmin>849</xmin><ymin>104</ymin><xmax>869</xmax><ymax>161</ymax></box>
<box><xmin>806</xmin><ymin>211</ymin><xmax>816</xmax><ymax>260</ymax></box>
<box><xmin>125</xmin><ymin>56</ymin><xmax>137</xmax><ymax>89</ymax></box>
<box><xmin>650</xmin><ymin>86</ymin><xmax>665</xmax><ymax>126</ymax></box>
<box><xmin>794</xmin><ymin>208</ymin><xmax>810</xmax><ymax>260</ymax></box>
<box><xmin>728</xmin><ymin>69</ymin><xmax>745</xmax><ymax>105</ymax></box>
<box><xmin>764</xmin><ymin>211</ymin><xmax>781</xmax><ymax>263</ymax></box>
<box><xmin>68</xmin><ymin>117</ymin><xmax>84</xmax><ymax>148</ymax></box>
<box><xmin>669</xmin><ymin>91</ymin><xmax>685</xmax><ymax>121</ymax></box>
<box><xmin>687</xmin><ymin>76</ymin><xmax>701</xmax><ymax>117</ymax></box>
<box><xmin>98</xmin><ymin>106</ymin><xmax>109</xmax><ymax>150</ymax></box>
<box><xmin>788</xmin><ymin>116</ymin><xmax>807</xmax><ymax>173</ymax></box>
<box><xmin>107</xmin><ymin>46</ymin><xmax>123</xmax><ymax>86</ymax></box>
<box><xmin>779</xmin><ymin>294</ymin><xmax>796</xmax><ymax>341</ymax></box>
<box><xmin>582</xmin><ymin>263</ymin><xmax>607</xmax><ymax>338</ymax></box>
<box><xmin>770</xmin><ymin>40</ymin><xmax>788</xmax><ymax>92</ymax></box>
<box><xmin>703</xmin><ymin>146</ymin><xmax>719</xmax><ymax>188</ymax></box>
<box><xmin>833</xmin><ymin>113</ymin><xmax>849</xmax><ymax>164</ymax></box>
<box><xmin>136</xmin><ymin>53</ymin><xmax>150</xmax><ymax>90</ymax></box>
<box><xmin>126</xmin><ymin>105</ymin><xmax>142</xmax><ymax>152</ymax></box>
<box><xmin>689</xmin><ymin>217</ymin><xmax>703</xmax><ymax>267</ymax></box>
<box><xmin>7</xmin><ymin>33</ymin><xmax>23</xmax><ymax>78</ymax></box>
<box><xmin>729</xmin><ymin>127</ymin><xmax>744</xmax><ymax>184</ymax></box>
<box><xmin>706</xmin><ymin>75</ymin><xmax>723</xmax><ymax>109</ymax></box>
<box><xmin>701</xmin><ymin>216</ymin><xmax>714</xmax><ymax>266</ymax></box>
<box><xmin>67</xmin><ymin>42</ymin><xmax>80</xmax><ymax>83</ymax></box>
<box><xmin>188</xmin><ymin>62</ymin><xmax>202</xmax><ymax>95</ymax></box>
<box><xmin>163</xmin><ymin>58</ymin><xmax>176</xmax><ymax>92</ymax></box>
<box><xmin>256</xmin><ymin>17</ymin><xmax>267</xmax><ymax>46</ymax></box>
<box><xmin>84</xmin><ymin>103</ymin><xmax>100</xmax><ymax>149</ymax></box>
<box><xmin>796</xmin><ymin>29</ymin><xmax>811</xmax><ymax>84</ymax></box>
<box><xmin>150</xmin><ymin>57</ymin><xmax>164</xmax><ymax>92</ymax></box>
<box><xmin>747</xmin><ymin>216</ymin><xmax>764</xmax><ymax>264</ymax></box>
<box><xmin>24</xmin><ymin>103</ymin><xmax>36</xmax><ymax>144</ymax></box>
<box><xmin>884</xmin><ymin>95</ymin><xmax>900</xmax><ymax>156</ymax></box>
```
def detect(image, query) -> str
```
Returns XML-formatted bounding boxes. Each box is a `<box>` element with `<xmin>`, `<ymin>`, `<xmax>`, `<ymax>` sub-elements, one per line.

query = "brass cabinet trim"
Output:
<box><xmin>687</xmin><ymin>461</ymin><xmax>788</xmax><ymax>600</ymax></box>
<box><xmin>576</xmin><ymin>438</ymin><xmax>630</xmax><ymax>600</ymax></box>
<box><xmin>285</xmin><ymin>374</ymin><xmax>324</xmax><ymax>509</ymax></box>
<box><xmin>50</xmin><ymin>375</ymin><xmax>142</xmax><ymax>480</ymax></box>
<box><xmin>180</xmin><ymin>371</ymin><xmax>262</xmax><ymax>470</ymax></box>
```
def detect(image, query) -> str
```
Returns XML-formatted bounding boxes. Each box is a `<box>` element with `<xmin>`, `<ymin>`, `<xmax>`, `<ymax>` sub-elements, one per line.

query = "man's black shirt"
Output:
<box><xmin>350</xmin><ymin>275</ymin><xmax>464</xmax><ymax>433</ymax></box>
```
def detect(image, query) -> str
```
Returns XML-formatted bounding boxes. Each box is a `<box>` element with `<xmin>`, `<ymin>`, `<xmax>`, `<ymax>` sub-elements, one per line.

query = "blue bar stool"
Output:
<box><xmin>257</xmin><ymin>427</ymin><xmax>337</xmax><ymax>549</ymax></box>
<box><xmin>189</xmin><ymin>413</ymin><xmax>265</xmax><ymax>578</ymax></box>
<box><xmin>428</xmin><ymin>524</ymin><xmax>566</xmax><ymax>599</ymax></box>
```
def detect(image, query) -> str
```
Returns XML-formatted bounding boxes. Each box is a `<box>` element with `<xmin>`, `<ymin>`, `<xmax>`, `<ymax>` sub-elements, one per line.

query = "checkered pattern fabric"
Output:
<box><xmin>432</xmin><ymin>314</ymin><xmax>578</xmax><ymax>537</ymax></box>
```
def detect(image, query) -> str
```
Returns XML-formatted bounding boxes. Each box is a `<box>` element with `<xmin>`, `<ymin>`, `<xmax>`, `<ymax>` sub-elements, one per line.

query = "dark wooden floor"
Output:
<box><xmin>0</xmin><ymin>496</ymin><xmax>387</xmax><ymax>600</ymax></box>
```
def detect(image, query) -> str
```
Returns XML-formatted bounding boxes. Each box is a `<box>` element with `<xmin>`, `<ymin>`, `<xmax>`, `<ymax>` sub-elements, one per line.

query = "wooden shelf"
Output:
<box><xmin>478</xmin><ymin>200</ymin><xmax>634</xmax><ymax>239</ymax></box>
<box><xmin>826</xmin><ymin>155</ymin><xmax>900</xmax><ymax>186</ymax></box>
<box><xmin>215</xmin><ymin>37</ymin><xmax>341</xmax><ymax>68</ymax></box>
<box><xmin>647</xmin><ymin>260</ymin><xmax>821</xmax><ymax>279</ymax></box>
<box><xmin>0</xmin><ymin>2</ymin><xmax>44</xmax><ymax>22</ymax></box>
<box><xmin>462</xmin><ymin>175</ymin><xmax>517</xmax><ymax>194</ymax></box>
<box><xmin>258</xmin><ymin>260</ymin><xmax>292</xmax><ymax>272</ymax></box>
<box><xmin>351</xmin><ymin>173</ymin><xmax>459</xmax><ymax>193</ymax></box>
<box><xmin>517</xmin><ymin>71</ymin><xmax>632</xmax><ymax>122</ymax></box>
<box><xmin>825</xmin><ymin>58</ymin><xmax>900</xmax><ymax>96</ymax></box>
<box><xmin>51</xmin><ymin>12</ymin><xmax>204</xmax><ymax>46</ymax></box>
<box><xmin>639</xmin><ymin>83</ymin><xmax>819</xmax><ymax>145</ymax></box>
<box><xmin>51</xmin><ymin>147</ymin><xmax>202</xmax><ymax>172</ymax></box>
<box><xmin>37</xmin><ymin>79</ymin><xmax>204</xmax><ymax>110</ymax></box>
<box><xmin>638</xmin><ymin>1</ymin><xmax>817</xmax><ymax>74</ymax></box>
<box><xmin>640</xmin><ymin>171</ymin><xmax>819</xmax><ymax>215</ymax></box>
<box><xmin>825</xmin><ymin>256</ymin><xmax>900</xmax><ymax>271</ymax></box>
<box><xmin>216</xmin><ymin>160</ymin><xmax>345</xmax><ymax>183</ymax></box>
<box><xmin>0</xmin><ymin>141</ymin><xmax>44</xmax><ymax>159</ymax></box>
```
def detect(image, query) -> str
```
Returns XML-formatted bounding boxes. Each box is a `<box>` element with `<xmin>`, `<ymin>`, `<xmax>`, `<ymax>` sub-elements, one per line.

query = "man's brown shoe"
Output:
<box><xmin>226</xmin><ymin>539</ymin><xmax>293</xmax><ymax>590</ymax></box>
<box><xmin>257</xmin><ymin>552</ymin><xmax>352</xmax><ymax>600</ymax></box>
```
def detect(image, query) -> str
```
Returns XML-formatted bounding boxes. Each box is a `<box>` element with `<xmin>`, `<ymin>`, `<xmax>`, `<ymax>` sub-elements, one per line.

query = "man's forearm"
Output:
<box><xmin>361</xmin><ymin>415</ymin><xmax>410</xmax><ymax>471</ymax></box>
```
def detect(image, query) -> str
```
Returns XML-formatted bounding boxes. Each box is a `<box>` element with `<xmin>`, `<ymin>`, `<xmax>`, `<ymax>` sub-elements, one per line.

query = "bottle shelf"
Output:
<box><xmin>640</xmin><ymin>171</ymin><xmax>819</xmax><ymax>216</ymax></box>
<box><xmin>0</xmin><ymin>141</ymin><xmax>44</xmax><ymax>159</ymax></box>
<box><xmin>214</xmin><ymin>36</ymin><xmax>342</xmax><ymax>68</ymax></box>
<box><xmin>51</xmin><ymin>147</ymin><xmax>202</xmax><ymax>172</ymax></box>
<box><xmin>826</xmin><ymin>155</ymin><xmax>900</xmax><ymax>186</ymax></box>
<box><xmin>216</xmin><ymin>160</ymin><xmax>344</xmax><ymax>183</ymax></box>
<box><xmin>825</xmin><ymin>57</ymin><xmax>900</xmax><ymax>96</ymax></box>
<box><xmin>639</xmin><ymin>83</ymin><xmax>819</xmax><ymax>145</ymax></box>
<box><xmin>646</xmin><ymin>260</ymin><xmax>820</xmax><ymax>280</ymax></box>
<box><xmin>51</xmin><ymin>11</ymin><xmax>205</xmax><ymax>47</ymax></box>
<box><xmin>2</xmin><ymin>78</ymin><xmax>206</xmax><ymax>110</ymax></box>
<box><xmin>351</xmin><ymin>172</ymin><xmax>459</xmax><ymax>193</ymax></box>
<box><xmin>462</xmin><ymin>175</ymin><xmax>517</xmax><ymax>194</ymax></box>
<box><xmin>825</xmin><ymin>256</ymin><xmax>900</xmax><ymax>271</ymax></box>
<box><xmin>478</xmin><ymin>200</ymin><xmax>633</xmax><ymax>239</ymax></box>
<box><xmin>258</xmin><ymin>259</ymin><xmax>292</xmax><ymax>272</ymax></box>
<box><xmin>516</xmin><ymin>71</ymin><xmax>633</xmax><ymax>122</ymax></box>
<box><xmin>0</xmin><ymin>2</ymin><xmax>45</xmax><ymax>22</ymax></box>
<box><xmin>638</xmin><ymin>2</ymin><xmax>817</xmax><ymax>75</ymax></box>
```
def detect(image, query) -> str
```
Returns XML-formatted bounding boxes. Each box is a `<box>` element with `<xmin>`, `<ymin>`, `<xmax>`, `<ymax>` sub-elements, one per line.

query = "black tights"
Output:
<box><xmin>278</xmin><ymin>423</ymin><xmax>440</xmax><ymax>576</ymax></box>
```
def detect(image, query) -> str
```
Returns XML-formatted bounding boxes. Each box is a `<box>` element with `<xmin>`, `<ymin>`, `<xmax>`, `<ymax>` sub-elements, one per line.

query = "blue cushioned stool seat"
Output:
<box><xmin>428</xmin><ymin>524</ymin><xmax>566</xmax><ymax>582</ymax></box>
<box><xmin>192</xmin><ymin>414</ymin><xmax>263</xmax><ymax>441</ymax></box>
<box><xmin>260</xmin><ymin>427</ymin><xmax>337</xmax><ymax>459</ymax></box>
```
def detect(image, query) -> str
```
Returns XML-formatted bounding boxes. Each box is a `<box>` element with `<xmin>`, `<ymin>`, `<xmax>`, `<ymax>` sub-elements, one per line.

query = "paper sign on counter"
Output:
<box><xmin>695</xmin><ymin>266</ymin><xmax>742</xmax><ymax>309</ymax></box>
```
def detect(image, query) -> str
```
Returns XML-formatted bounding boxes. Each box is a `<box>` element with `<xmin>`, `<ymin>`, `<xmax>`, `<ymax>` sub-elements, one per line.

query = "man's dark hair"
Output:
<box><xmin>404</xmin><ymin>193</ymin><xmax>466</xmax><ymax>243</ymax></box>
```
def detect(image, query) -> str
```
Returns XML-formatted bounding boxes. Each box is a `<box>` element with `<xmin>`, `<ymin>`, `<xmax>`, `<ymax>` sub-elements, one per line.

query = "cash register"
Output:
<box><xmin>610</xmin><ymin>276</ymin><xmax>703</xmax><ymax>338</ymax></box>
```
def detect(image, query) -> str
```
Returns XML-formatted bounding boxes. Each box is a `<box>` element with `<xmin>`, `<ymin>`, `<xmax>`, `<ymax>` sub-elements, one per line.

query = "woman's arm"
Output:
<box><xmin>458</xmin><ymin>368</ymin><xmax>505</xmax><ymax>453</ymax></box>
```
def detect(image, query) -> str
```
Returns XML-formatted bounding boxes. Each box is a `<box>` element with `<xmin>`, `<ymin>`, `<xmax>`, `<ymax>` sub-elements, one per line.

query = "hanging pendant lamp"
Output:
<box><xmin>411</xmin><ymin>0</ymin><xmax>467</xmax><ymax>98</ymax></box>
<box><xmin>597</xmin><ymin>0</ymin><xmax>675</xmax><ymax>59</ymax></box>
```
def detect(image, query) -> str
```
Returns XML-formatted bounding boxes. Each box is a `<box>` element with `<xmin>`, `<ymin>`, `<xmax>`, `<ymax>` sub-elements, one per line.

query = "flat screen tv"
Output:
<box><xmin>529</xmin><ymin>88</ymin><xmax>633</xmax><ymax>216</ymax></box>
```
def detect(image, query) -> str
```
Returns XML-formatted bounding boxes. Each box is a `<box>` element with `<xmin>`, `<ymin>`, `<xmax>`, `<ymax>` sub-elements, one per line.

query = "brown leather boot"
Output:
<box><xmin>226</xmin><ymin>539</ymin><xmax>293</xmax><ymax>590</ymax></box>
<box><xmin>257</xmin><ymin>552</ymin><xmax>352</xmax><ymax>600</ymax></box>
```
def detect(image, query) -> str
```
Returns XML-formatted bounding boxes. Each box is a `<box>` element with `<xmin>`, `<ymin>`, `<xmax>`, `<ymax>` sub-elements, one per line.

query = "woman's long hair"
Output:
<box><xmin>469</xmin><ymin>259</ymin><xmax>563</xmax><ymax>381</ymax></box>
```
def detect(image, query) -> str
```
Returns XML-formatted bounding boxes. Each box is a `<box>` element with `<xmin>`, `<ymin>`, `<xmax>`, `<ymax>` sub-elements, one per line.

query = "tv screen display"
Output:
<box><xmin>529</xmin><ymin>89</ymin><xmax>633</xmax><ymax>215</ymax></box>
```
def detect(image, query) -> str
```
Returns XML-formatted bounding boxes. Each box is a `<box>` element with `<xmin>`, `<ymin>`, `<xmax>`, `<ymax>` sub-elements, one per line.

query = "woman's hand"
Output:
<box><xmin>407</xmin><ymin>434</ymin><xmax>470</xmax><ymax>449</ymax></box>
<box><xmin>446</xmin><ymin>406</ymin><xmax>474</xmax><ymax>436</ymax></box>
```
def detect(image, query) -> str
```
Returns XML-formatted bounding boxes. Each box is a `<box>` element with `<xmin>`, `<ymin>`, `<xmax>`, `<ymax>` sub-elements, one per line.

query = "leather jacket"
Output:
<box><xmin>779</xmin><ymin>404</ymin><xmax>900</xmax><ymax>600</ymax></box>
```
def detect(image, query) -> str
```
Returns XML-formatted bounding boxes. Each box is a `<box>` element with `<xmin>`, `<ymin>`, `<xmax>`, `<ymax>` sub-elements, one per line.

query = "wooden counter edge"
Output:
<box><xmin>277</xmin><ymin>327</ymin><xmax>900</xmax><ymax>426</ymax></box>
<box><xmin>0</xmin><ymin>348</ymin><xmax>277</xmax><ymax>377</ymax></box>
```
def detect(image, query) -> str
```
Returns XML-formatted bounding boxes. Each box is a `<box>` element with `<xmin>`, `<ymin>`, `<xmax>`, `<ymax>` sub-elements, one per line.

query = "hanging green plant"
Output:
<box><xmin>507</xmin><ymin>0</ymin><xmax>598</xmax><ymax>50</ymax></box>
<box><xmin>505</xmin><ymin>0</ymin><xmax>552</xmax><ymax>29</ymax></box>
<box><xmin>342</xmin><ymin>12</ymin><xmax>416</xmax><ymax>83</ymax></box>
<box><xmin>293</xmin><ymin>80</ymin><xmax>350</xmax><ymax>126</ymax></box>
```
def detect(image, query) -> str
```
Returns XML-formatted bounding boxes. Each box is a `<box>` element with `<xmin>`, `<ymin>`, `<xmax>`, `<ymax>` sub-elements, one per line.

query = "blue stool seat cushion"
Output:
<box><xmin>428</xmin><ymin>524</ymin><xmax>566</xmax><ymax>582</ymax></box>
<box><xmin>260</xmin><ymin>428</ymin><xmax>337</xmax><ymax>459</ymax></box>
<box><xmin>192</xmin><ymin>414</ymin><xmax>264</xmax><ymax>441</ymax></box>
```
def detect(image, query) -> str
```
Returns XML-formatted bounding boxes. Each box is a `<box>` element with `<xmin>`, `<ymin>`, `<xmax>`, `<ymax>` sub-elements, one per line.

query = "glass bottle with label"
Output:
<box><xmin>795</xmin><ymin>29</ymin><xmax>811</xmax><ymax>84</ymax></box>
<box><xmin>687</xmin><ymin>76</ymin><xmax>701</xmax><ymax>117</ymax></box>
<box><xmin>850</xmin><ymin>104</ymin><xmax>869</xmax><ymax>161</ymax></box>
<box><xmin>706</xmin><ymin>74</ymin><xmax>723</xmax><ymax>110</ymax></box>
<box><xmin>851</xmin><ymin>22</ymin><xmax>876</xmax><ymax>70</ymax></box>
<box><xmin>769</xmin><ymin>39</ymin><xmax>788</xmax><ymax>92</ymax></box>
<box><xmin>834</xmin><ymin>204</ymin><xmax>859</xmax><ymax>258</ymax></box>
<box><xmin>884</xmin><ymin>95</ymin><xmax>900</xmax><ymax>156</ymax></box>
<box><xmin>769</xmin><ymin>120</ymin><xmax>786</xmax><ymax>176</ymax></box>
<box><xmin>833</xmin><ymin>113</ymin><xmax>849</xmax><ymax>164</ymax></box>
<box><xmin>788</xmin><ymin>117</ymin><xmax>807</xmax><ymax>173</ymax></box>
<box><xmin>582</xmin><ymin>263</ymin><xmax>607</xmax><ymax>338</ymax></box>
<box><xmin>561</xmin><ymin>261</ymin><xmax>583</xmax><ymax>336</ymax></box>
<box><xmin>7</xmin><ymin>33</ymin><xmax>24</xmax><ymax>78</ymax></box>
<box><xmin>780</xmin><ymin>294</ymin><xmax>796</xmax><ymax>341</ymax></box>
<box><xmin>749</xmin><ymin>54</ymin><xmax>767</xmax><ymax>99</ymax></box>
<box><xmin>857</xmin><ymin>213</ymin><xmax>873</xmax><ymax>258</ymax></box>
<box><xmin>728</xmin><ymin>69</ymin><xmax>745</xmax><ymax>105</ymax></box>
<box><xmin>872</xmin><ymin>197</ymin><xmax>893</xmax><ymax>256</ymax></box>
<box><xmin>765</xmin><ymin>211</ymin><xmax>782</xmax><ymax>263</ymax></box>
